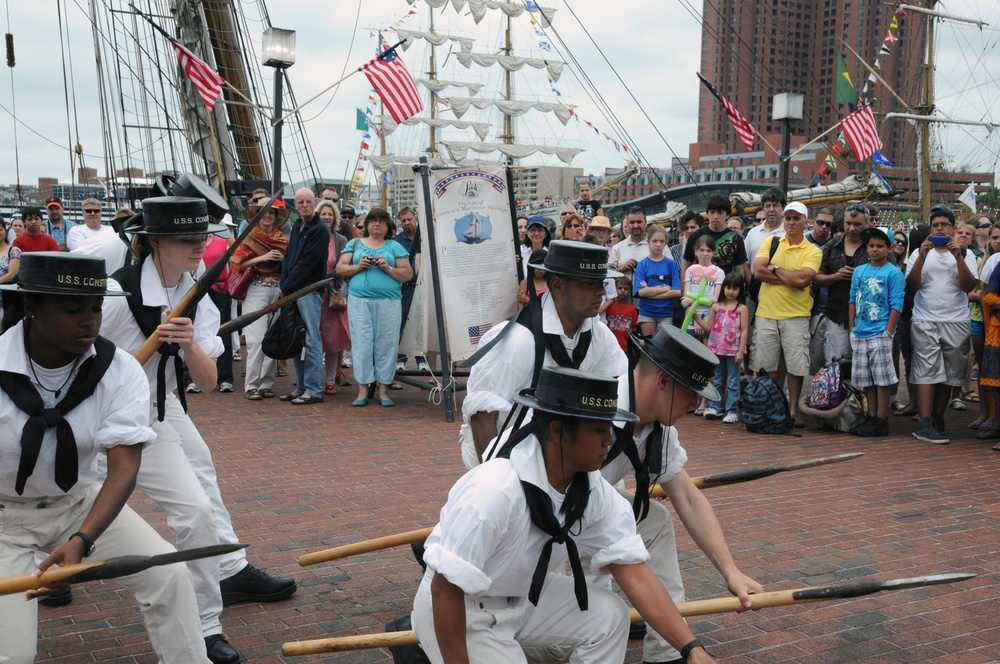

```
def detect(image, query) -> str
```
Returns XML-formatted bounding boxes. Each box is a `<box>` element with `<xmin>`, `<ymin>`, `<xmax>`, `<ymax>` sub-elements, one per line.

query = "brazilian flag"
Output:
<box><xmin>836</xmin><ymin>51</ymin><xmax>858</xmax><ymax>106</ymax></box>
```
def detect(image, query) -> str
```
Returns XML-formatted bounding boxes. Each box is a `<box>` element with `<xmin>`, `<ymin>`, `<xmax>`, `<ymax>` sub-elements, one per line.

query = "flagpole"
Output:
<box><xmin>755</xmin><ymin>131</ymin><xmax>779</xmax><ymax>157</ymax></box>
<box><xmin>786</xmin><ymin>119</ymin><xmax>849</xmax><ymax>160</ymax></box>
<box><xmin>223</xmin><ymin>82</ymin><xmax>272</xmax><ymax>120</ymax></box>
<box><xmin>838</xmin><ymin>39</ymin><xmax>914</xmax><ymax>112</ymax></box>
<box><xmin>276</xmin><ymin>39</ymin><xmax>409</xmax><ymax>126</ymax></box>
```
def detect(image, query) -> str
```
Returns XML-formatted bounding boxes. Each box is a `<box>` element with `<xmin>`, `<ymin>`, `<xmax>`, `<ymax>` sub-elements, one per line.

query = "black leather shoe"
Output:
<box><xmin>220</xmin><ymin>564</ymin><xmax>297</xmax><ymax>606</ymax></box>
<box><xmin>204</xmin><ymin>634</ymin><xmax>241</xmax><ymax>664</ymax></box>
<box><xmin>38</xmin><ymin>586</ymin><xmax>72</xmax><ymax>607</ymax></box>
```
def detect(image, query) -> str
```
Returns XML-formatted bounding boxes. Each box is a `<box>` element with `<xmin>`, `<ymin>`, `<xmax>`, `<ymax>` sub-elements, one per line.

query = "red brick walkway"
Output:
<box><xmin>35</xmin><ymin>375</ymin><xmax>1000</xmax><ymax>662</ymax></box>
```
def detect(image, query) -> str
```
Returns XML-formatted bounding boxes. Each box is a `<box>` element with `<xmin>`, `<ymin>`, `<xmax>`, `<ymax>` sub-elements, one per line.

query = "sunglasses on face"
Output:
<box><xmin>341</xmin><ymin>213</ymin><xmax>355</xmax><ymax>219</ymax></box>
<box><xmin>560</xmin><ymin>211</ymin><xmax>572</xmax><ymax>216</ymax></box>
<box><xmin>813</xmin><ymin>219</ymin><xmax>830</xmax><ymax>226</ymax></box>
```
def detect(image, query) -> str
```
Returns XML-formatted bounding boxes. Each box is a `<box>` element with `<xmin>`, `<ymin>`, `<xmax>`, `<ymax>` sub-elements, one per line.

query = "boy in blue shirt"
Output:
<box><xmin>848</xmin><ymin>228</ymin><xmax>905</xmax><ymax>436</ymax></box>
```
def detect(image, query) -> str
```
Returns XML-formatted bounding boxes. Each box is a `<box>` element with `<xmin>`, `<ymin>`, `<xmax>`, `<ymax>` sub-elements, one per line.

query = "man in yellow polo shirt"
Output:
<box><xmin>751</xmin><ymin>201</ymin><xmax>822</xmax><ymax>421</ymax></box>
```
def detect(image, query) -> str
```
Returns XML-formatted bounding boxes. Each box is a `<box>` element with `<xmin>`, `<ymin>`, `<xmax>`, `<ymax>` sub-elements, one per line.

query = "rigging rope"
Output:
<box><xmin>56</xmin><ymin>0</ymin><xmax>77</xmax><ymax>196</ymax></box>
<box><xmin>5</xmin><ymin>0</ymin><xmax>21</xmax><ymax>203</ymax></box>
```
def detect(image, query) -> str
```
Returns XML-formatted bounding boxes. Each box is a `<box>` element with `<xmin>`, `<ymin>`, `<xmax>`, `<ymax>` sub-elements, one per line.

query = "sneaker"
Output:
<box><xmin>417</xmin><ymin>358</ymin><xmax>431</xmax><ymax>372</ymax></box>
<box><xmin>913</xmin><ymin>418</ymin><xmax>949</xmax><ymax>444</ymax></box>
<box><xmin>703</xmin><ymin>408</ymin><xmax>720</xmax><ymax>420</ymax></box>
<box><xmin>220</xmin><ymin>564</ymin><xmax>297</xmax><ymax>606</ymax></box>
<box><xmin>396</xmin><ymin>359</ymin><xmax>406</xmax><ymax>371</ymax></box>
<box><xmin>342</xmin><ymin>356</ymin><xmax>353</xmax><ymax>368</ymax></box>
<box><xmin>950</xmin><ymin>398</ymin><xmax>966</xmax><ymax>411</ymax></box>
<box><xmin>873</xmin><ymin>417</ymin><xmax>889</xmax><ymax>437</ymax></box>
<box><xmin>232</xmin><ymin>352</ymin><xmax>242</xmax><ymax>362</ymax></box>
<box><xmin>932</xmin><ymin>414</ymin><xmax>947</xmax><ymax>437</ymax></box>
<box><xmin>722</xmin><ymin>413</ymin><xmax>739</xmax><ymax>424</ymax></box>
<box><xmin>218</xmin><ymin>382</ymin><xmax>234</xmax><ymax>393</ymax></box>
<box><xmin>186</xmin><ymin>382</ymin><xmax>201</xmax><ymax>394</ymax></box>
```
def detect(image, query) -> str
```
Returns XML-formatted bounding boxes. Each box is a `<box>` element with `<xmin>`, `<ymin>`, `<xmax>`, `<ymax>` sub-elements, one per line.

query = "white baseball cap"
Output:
<box><xmin>782</xmin><ymin>201</ymin><xmax>808</xmax><ymax>217</ymax></box>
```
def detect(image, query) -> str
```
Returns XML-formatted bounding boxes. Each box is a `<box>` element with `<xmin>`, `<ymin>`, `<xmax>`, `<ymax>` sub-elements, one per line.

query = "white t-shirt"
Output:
<box><xmin>905</xmin><ymin>247</ymin><xmax>978</xmax><ymax>322</ymax></box>
<box><xmin>66</xmin><ymin>224</ymin><xmax>113</xmax><ymax>251</ymax></box>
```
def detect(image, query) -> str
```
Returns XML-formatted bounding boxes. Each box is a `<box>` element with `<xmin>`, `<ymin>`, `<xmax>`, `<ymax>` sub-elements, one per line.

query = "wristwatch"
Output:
<box><xmin>770</xmin><ymin>264</ymin><xmax>780</xmax><ymax>274</ymax></box>
<box><xmin>69</xmin><ymin>531</ymin><xmax>96</xmax><ymax>558</ymax></box>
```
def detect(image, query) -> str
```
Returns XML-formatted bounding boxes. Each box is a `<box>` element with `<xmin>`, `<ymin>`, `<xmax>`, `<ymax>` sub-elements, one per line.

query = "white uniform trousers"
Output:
<box><xmin>0</xmin><ymin>484</ymin><xmax>210</xmax><ymax>664</ymax></box>
<box><xmin>412</xmin><ymin>570</ymin><xmax>630</xmax><ymax>663</ymax></box>
<box><xmin>138</xmin><ymin>395</ymin><xmax>247</xmax><ymax>636</ymax></box>
<box><xmin>579</xmin><ymin>489</ymin><xmax>686</xmax><ymax>663</ymax></box>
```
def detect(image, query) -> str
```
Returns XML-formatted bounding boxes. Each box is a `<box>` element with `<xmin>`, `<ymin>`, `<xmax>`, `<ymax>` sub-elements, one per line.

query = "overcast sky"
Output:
<box><xmin>1</xmin><ymin>0</ymin><xmax>998</xmax><ymax>188</ymax></box>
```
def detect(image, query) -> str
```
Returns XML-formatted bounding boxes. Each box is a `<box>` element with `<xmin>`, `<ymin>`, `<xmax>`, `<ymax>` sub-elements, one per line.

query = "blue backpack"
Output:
<box><xmin>740</xmin><ymin>375</ymin><xmax>794</xmax><ymax>435</ymax></box>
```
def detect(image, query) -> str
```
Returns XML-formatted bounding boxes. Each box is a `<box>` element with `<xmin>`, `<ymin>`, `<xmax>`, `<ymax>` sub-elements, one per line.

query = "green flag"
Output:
<box><xmin>836</xmin><ymin>51</ymin><xmax>858</xmax><ymax>106</ymax></box>
<box><xmin>356</xmin><ymin>108</ymin><xmax>368</xmax><ymax>131</ymax></box>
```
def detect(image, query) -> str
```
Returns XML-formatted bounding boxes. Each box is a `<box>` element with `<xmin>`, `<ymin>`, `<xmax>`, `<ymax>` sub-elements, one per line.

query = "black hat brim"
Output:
<box><xmin>526</xmin><ymin>260</ymin><xmax>623</xmax><ymax>280</ymax></box>
<box><xmin>632</xmin><ymin>335</ymin><xmax>721</xmax><ymax>402</ymax></box>
<box><xmin>0</xmin><ymin>284</ymin><xmax>129</xmax><ymax>297</ymax></box>
<box><xmin>512</xmin><ymin>392</ymin><xmax>639</xmax><ymax>423</ymax></box>
<box><xmin>122</xmin><ymin>219</ymin><xmax>230</xmax><ymax>236</ymax></box>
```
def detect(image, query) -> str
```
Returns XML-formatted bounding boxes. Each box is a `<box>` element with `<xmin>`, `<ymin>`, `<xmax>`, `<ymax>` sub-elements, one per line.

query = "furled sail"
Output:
<box><xmin>404</xmin><ymin>0</ymin><xmax>556</xmax><ymax>28</ymax></box>
<box><xmin>455</xmin><ymin>52</ymin><xmax>564</xmax><ymax>82</ymax></box>
<box><xmin>394</xmin><ymin>28</ymin><xmax>474</xmax><ymax>53</ymax></box>
<box><xmin>381</xmin><ymin>116</ymin><xmax>492</xmax><ymax>141</ymax></box>
<box><xmin>416</xmin><ymin>78</ymin><xmax>482</xmax><ymax>96</ymax></box>
<box><xmin>440</xmin><ymin>141</ymin><xmax>583</xmax><ymax>164</ymax></box>
<box><xmin>445</xmin><ymin>98</ymin><xmax>573</xmax><ymax>125</ymax></box>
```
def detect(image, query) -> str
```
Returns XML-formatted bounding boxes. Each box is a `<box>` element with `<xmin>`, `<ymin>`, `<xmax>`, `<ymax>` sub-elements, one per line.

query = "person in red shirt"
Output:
<box><xmin>12</xmin><ymin>208</ymin><xmax>59</xmax><ymax>253</ymax></box>
<box><xmin>606</xmin><ymin>276</ymin><xmax>639</xmax><ymax>352</ymax></box>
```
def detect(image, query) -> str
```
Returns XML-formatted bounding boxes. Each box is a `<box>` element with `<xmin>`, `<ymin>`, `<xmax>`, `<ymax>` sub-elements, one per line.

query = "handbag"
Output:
<box><xmin>226</xmin><ymin>266</ymin><xmax>256</xmax><ymax>301</ymax></box>
<box><xmin>328</xmin><ymin>291</ymin><xmax>347</xmax><ymax>311</ymax></box>
<box><xmin>262</xmin><ymin>304</ymin><xmax>306</xmax><ymax>359</ymax></box>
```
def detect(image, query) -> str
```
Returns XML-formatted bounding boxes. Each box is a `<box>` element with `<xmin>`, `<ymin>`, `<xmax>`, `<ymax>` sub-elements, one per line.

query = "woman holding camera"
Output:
<box><xmin>335</xmin><ymin>207</ymin><xmax>411</xmax><ymax>407</ymax></box>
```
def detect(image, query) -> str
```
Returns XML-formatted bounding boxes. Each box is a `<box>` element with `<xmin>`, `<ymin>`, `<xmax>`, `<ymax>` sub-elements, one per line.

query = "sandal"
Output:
<box><xmin>894</xmin><ymin>403</ymin><xmax>918</xmax><ymax>417</ymax></box>
<box><xmin>891</xmin><ymin>400</ymin><xmax>909</xmax><ymax>413</ymax></box>
<box><xmin>961</xmin><ymin>390</ymin><xmax>980</xmax><ymax>403</ymax></box>
<box><xmin>259</xmin><ymin>388</ymin><xmax>275</xmax><ymax>399</ymax></box>
<box><xmin>950</xmin><ymin>398</ymin><xmax>967</xmax><ymax>411</ymax></box>
<box><xmin>335</xmin><ymin>370</ymin><xmax>352</xmax><ymax>387</ymax></box>
<box><xmin>245</xmin><ymin>389</ymin><xmax>262</xmax><ymax>401</ymax></box>
<box><xmin>976</xmin><ymin>428</ymin><xmax>1000</xmax><ymax>440</ymax></box>
<box><xmin>325</xmin><ymin>383</ymin><xmax>338</xmax><ymax>395</ymax></box>
<box><xmin>388</xmin><ymin>382</ymin><xmax>404</xmax><ymax>390</ymax></box>
<box><xmin>968</xmin><ymin>418</ymin><xmax>987</xmax><ymax>430</ymax></box>
<box><xmin>993</xmin><ymin>441</ymin><xmax>1000</xmax><ymax>451</ymax></box>
<box><xmin>275</xmin><ymin>366</ymin><xmax>289</xmax><ymax>377</ymax></box>
<box><xmin>279</xmin><ymin>392</ymin><xmax>301</xmax><ymax>402</ymax></box>
<box><xmin>290</xmin><ymin>394</ymin><xmax>323</xmax><ymax>405</ymax></box>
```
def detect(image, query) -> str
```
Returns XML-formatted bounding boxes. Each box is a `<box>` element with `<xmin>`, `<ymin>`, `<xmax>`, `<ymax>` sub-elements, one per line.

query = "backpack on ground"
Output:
<box><xmin>741</xmin><ymin>375</ymin><xmax>794</xmax><ymax>435</ymax></box>
<box><xmin>262</xmin><ymin>304</ymin><xmax>305</xmax><ymax>359</ymax></box>
<box><xmin>809</xmin><ymin>357</ymin><xmax>843</xmax><ymax>410</ymax></box>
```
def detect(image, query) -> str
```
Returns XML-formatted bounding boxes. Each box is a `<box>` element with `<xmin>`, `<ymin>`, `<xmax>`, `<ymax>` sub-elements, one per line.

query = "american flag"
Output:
<box><xmin>362</xmin><ymin>45</ymin><xmax>423</xmax><ymax>123</ymax></box>
<box><xmin>697</xmin><ymin>73</ymin><xmax>755</xmax><ymax>151</ymax></box>
<box><xmin>130</xmin><ymin>5</ymin><xmax>224</xmax><ymax>111</ymax></box>
<box><xmin>840</xmin><ymin>105</ymin><xmax>883</xmax><ymax>163</ymax></box>
<box><xmin>171</xmin><ymin>41</ymin><xmax>225</xmax><ymax>111</ymax></box>
<box><xmin>468</xmin><ymin>322</ymin><xmax>494</xmax><ymax>346</ymax></box>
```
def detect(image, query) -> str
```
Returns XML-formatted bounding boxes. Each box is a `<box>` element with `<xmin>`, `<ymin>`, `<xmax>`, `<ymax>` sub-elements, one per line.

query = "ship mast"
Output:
<box><xmin>500</xmin><ymin>15</ymin><xmax>514</xmax><ymax>166</ymax></box>
<box><xmin>428</xmin><ymin>11</ymin><xmax>439</xmax><ymax>160</ymax></box>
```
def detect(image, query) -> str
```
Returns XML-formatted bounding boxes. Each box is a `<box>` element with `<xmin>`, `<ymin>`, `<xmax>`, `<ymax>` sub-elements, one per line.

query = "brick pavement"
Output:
<box><xmin>34</xmin><ymin>376</ymin><xmax>1000</xmax><ymax>663</ymax></box>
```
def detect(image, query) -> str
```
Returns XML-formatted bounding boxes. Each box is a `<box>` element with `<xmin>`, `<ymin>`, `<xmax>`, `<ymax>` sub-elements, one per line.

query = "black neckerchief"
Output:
<box><xmin>0</xmin><ymin>335</ymin><xmax>116</xmax><ymax>494</ymax></box>
<box><xmin>601</xmin><ymin>343</ymin><xmax>662</xmax><ymax>522</ymax></box>
<box><xmin>112</xmin><ymin>262</ymin><xmax>196</xmax><ymax>422</ymax></box>
<box><xmin>495</xmin><ymin>425</ymin><xmax>590</xmax><ymax>611</ymax></box>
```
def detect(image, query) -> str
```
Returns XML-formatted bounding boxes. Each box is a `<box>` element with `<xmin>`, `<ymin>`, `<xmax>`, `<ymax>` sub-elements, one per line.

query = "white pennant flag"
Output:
<box><xmin>958</xmin><ymin>182</ymin><xmax>977</xmax><ymax>213</ymax></box>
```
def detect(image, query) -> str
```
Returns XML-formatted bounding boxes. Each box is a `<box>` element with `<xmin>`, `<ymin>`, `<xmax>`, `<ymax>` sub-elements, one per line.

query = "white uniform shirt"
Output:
<box><xmin>462</xmin><ymin>292</ymin><xmax>628</xmax><ymax>427</ymax></box>
<box><xmin>424</xmin><ymin>436</ymin><xmax>648</xmax><ymax>597</ymax></box>
<box><xmin>744</xmin><ymin>223</ymin><xmax>785</xmax><ymax>266</ymax></box>
<box><xmin>608</xmin><ymin>237</ymin><xmax>650</xmax><ymax>279</ymax></box>
<box><xmin>601</xmin><ymin>375</ymin><xmax>688</xmax><ymax>487</ymax></box>
<box><xmin>101</xmin><ymin>258</ymin><xmax>224</xmax><ymax>398</ymax></box>
<box><xmin>905</xmin><ymin>247</ymin><xmax>979</xmax><ymax>323</ymax></box>
<box><xmin>0</xmin><ymin>321</ymin><xmax>154</xmax><ymax>498</ymax></box>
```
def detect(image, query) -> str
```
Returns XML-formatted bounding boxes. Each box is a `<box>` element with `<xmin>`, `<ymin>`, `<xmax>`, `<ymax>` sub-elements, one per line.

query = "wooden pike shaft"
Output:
<box><xmin>281</xmin><ymin>573</ymin><xmax>973</xmax><ymax>656</ymax></box>
<box><xmin>0</xmin><ymin>561</ymin><xmax>104</xmax><ymax>596</ymax></box>
<box><xmin>217</xmin><ymin>276</ymin><xmax>335</xmax><ymax>337</ymax></box>
<box><xmin>297</xmin><ymin>453</ymin><xmax>862</xmax><ymax>566</ymax></box>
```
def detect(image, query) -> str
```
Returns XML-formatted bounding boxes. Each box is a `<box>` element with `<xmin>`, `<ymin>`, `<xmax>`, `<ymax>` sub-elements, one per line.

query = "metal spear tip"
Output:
<box><xmin>66</xmin><ymin>543</ymin><xmax>248</xmax><ymax>583</ymax></box>
<box><xmin>881</xmin><ymin>572</ymin><xmax>977</xmax><ymax>590</ymax></box>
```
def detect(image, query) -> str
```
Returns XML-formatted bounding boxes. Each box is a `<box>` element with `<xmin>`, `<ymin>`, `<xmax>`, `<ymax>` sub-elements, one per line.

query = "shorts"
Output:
<box><xmin>825</xmin><ymin>322</ymin><xmax>852</xmax><ymax>363</ymax></box>
<box><xmin>971</xmin><ymin>319</ymin><xmax>984</xmax><ymax>337</ymax></box>
<box><xmin>751</xmin><ymin>316</ymin><xmax>810</xmax><ymax>376</ymax></box>
<box><xmin>637</xmin><ymin>314</ymin><xmax>671</xmax><ymax>326</ymax></box>
<box><xmin>851</xmin><ymin>331</ymin><xmax>898</xmax><ymax>388</ymax></box>
<box><xmin>910</xmin><ymin>320</ymin><xmax>972</xmax><ymax>386</ymax></box>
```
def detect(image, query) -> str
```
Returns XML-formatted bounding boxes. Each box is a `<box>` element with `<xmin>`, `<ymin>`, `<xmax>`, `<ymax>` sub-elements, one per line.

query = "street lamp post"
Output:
<box><xmin>262</xmin><ymin>27</ymin><xmax>297</xmax><ymax>196</ymax></box>
<box><xmin>773</xmin><ymin>92</ymin><xmax>803</xmax><ymax>195</ymax></box>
